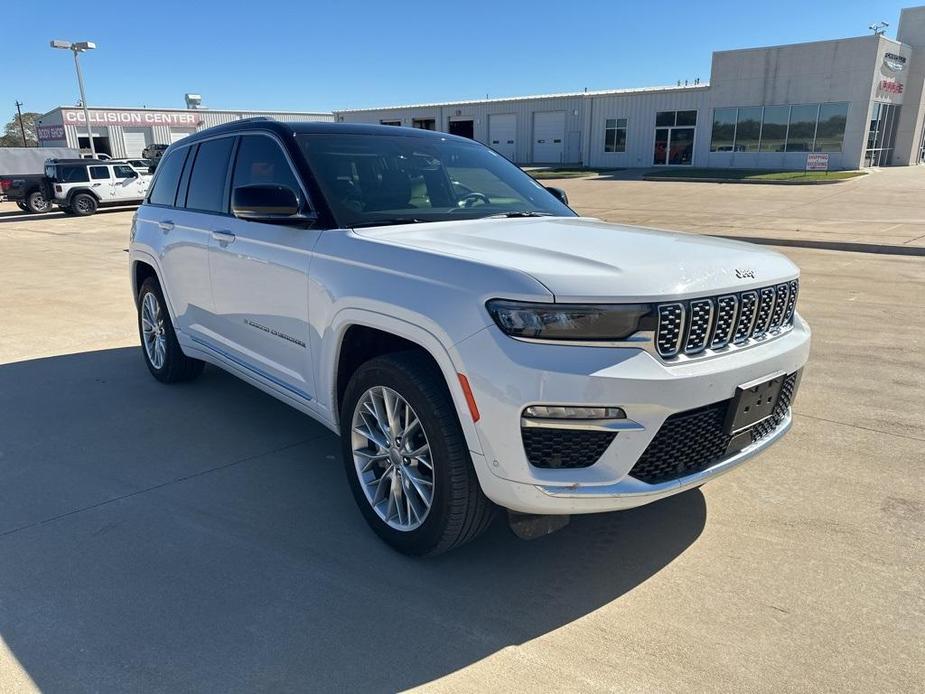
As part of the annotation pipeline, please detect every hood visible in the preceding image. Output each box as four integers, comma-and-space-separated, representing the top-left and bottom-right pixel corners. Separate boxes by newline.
355, 217, 799, 302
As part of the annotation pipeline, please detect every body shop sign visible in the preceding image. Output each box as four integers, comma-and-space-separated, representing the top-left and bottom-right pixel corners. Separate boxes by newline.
37, 125, 66, 141
62, 109, 200, 127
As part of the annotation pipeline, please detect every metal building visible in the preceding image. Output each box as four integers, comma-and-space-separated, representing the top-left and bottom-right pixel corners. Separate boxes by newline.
337, 5, 925, 170
36, 106, 333, 159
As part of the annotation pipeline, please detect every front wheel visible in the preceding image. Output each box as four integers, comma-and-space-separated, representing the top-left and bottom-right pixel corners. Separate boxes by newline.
340, 353, 495, 556
16, 201, 29, 212
70, 192, 98, 216
137, 277, 204, 383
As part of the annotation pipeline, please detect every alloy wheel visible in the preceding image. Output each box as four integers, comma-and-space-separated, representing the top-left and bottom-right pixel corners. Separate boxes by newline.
141, 291, 167, 370
351, 386, 434, 531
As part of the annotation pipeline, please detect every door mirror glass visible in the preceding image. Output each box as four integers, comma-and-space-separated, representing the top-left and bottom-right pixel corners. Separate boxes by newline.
232, 184, 306, 224
544, 186, 569, 205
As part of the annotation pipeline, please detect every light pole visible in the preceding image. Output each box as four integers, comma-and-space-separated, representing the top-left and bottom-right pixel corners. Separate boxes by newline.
50, 40, 97, 157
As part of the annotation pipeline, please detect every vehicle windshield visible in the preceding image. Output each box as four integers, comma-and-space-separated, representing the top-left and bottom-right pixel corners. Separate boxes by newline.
297, 132, 575, 227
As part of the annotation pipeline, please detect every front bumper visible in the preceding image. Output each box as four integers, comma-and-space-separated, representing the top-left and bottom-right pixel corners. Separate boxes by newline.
455, 315, 810, 514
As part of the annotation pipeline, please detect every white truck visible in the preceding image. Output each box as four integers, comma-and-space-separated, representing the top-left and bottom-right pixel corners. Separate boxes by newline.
129, 119, 810, 555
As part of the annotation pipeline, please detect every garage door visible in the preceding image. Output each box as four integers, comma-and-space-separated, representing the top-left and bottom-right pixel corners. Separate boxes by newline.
489, 114, 516, 161
122, 129, 149, 157
170, 129, 194, 144
532, 111, 565, 163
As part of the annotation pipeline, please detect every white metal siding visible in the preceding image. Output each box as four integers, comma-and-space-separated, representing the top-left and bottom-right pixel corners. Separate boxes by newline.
122, 129, 149, 157
488, 113, 516, 159
170, 129, 195, 144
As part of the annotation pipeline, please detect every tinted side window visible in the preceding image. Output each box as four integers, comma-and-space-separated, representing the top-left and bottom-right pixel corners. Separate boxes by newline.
185, 137, 235, 213
148, 148, 187, 206
113, 164, 136, 179
89, 166, 110, 180
232, 135, 301, 195
60, 166, 89, 183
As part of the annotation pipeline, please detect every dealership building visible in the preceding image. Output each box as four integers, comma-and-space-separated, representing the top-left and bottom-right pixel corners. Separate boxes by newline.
336, 5, 925, 170
36, 106, 333, 158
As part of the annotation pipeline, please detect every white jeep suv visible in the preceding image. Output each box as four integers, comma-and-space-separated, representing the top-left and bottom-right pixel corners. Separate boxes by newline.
45, 159, 149, 216
129, 119, 810, 555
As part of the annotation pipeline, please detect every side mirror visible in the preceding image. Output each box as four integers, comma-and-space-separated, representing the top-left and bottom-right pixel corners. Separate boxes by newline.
232, 184, 309, 225
545, 186, 569, 205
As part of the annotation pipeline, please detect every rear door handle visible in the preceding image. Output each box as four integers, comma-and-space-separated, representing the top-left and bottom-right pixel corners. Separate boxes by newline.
158, 220, 174, 232
211, 230, 236, 244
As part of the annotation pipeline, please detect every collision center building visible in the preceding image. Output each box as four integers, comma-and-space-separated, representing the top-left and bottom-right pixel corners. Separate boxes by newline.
336, 5, 925, 170
35, 106, 333, 159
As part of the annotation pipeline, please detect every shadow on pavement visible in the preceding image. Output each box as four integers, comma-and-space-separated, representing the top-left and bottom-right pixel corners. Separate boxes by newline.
0, 347, 706, 692
0, 207, 136, 223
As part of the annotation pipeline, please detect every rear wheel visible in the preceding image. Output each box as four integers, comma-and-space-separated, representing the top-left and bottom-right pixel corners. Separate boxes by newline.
70, 192, 98, 216
137, 276, 204, 383
25, 191, 50, 214
340, 353, 495, 556
16, 201, 28, 212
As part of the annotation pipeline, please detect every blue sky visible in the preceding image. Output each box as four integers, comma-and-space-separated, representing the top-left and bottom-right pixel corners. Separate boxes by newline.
4, 0, 913, 115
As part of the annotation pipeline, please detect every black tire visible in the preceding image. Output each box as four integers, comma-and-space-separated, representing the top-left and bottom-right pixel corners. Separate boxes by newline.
60, 205, 75, 215
16, 201, 29, 212
25, 190, 50, 214
340, 352, 495, 556
70, 192, 98, 216
137, 276, 204, 383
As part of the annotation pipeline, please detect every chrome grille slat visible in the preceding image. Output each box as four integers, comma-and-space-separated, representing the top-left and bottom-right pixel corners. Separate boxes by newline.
655, 280, 799, 360
710, 295, 738, 349
656, 303, 685, 357
752, 287, 776, 339
684, 298, 714, 354
769, 282, 790, 331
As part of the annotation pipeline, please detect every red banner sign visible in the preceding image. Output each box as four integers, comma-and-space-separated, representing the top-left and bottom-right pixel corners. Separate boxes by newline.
61, 109, 200, 127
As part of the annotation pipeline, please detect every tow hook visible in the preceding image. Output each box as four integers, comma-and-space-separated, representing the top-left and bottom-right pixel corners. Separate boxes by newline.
507, 511, 571, 540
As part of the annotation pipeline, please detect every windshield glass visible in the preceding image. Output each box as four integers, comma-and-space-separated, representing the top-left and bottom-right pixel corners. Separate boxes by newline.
297, 132, 575, 227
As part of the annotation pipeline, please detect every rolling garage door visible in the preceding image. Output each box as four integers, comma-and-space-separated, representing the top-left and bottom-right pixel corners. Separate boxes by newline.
532, 111, 565, 163
122, 129, 149, 157
170, 129, 195, 144
489, 114, 516, 160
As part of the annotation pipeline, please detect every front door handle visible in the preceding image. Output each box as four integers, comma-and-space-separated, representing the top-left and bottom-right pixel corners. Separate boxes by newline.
211, 230, 236, 245
158, 220, 174, 232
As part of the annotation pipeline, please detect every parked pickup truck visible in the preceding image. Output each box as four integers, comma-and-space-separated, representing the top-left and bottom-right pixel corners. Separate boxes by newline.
0, 146, 79, 213
130, 119, 810, 556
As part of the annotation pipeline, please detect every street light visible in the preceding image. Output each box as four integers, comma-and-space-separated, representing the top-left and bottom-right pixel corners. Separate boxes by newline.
50, 39, 98, 157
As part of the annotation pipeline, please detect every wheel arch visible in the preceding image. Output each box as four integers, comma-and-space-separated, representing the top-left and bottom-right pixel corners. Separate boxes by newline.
325, 311, 483, 455
66, 187, 101, 205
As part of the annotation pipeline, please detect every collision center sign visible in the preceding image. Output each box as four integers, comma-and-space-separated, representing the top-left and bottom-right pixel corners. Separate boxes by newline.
61, 109, 200, 127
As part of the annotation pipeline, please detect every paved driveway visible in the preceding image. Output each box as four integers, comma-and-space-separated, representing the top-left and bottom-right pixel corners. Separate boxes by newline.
0, 201, 922, 692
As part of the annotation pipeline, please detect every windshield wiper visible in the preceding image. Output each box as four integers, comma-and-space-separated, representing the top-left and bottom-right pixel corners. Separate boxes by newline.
480, 211, 554, 219
350, 218, 429, 229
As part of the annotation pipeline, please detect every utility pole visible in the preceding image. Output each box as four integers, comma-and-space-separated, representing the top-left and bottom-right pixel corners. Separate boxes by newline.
15, 100, 28, 146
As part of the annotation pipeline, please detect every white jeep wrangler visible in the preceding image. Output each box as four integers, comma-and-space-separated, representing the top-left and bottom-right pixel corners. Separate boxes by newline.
45, 159, 149, 216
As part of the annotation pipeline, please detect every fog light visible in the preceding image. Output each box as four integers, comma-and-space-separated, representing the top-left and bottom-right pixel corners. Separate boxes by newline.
523, 405, 626, 420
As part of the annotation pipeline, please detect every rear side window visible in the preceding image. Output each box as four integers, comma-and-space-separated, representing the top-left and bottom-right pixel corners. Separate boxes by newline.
58, 166, 89, 183
148, 149, 187, 206
89, 166, 110, 180
232, 135, 301, 194
185, 137, 235, 213
113, 164, 136, 179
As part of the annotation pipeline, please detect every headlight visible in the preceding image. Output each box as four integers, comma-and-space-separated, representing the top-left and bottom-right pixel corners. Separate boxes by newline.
486, 299, 655, 341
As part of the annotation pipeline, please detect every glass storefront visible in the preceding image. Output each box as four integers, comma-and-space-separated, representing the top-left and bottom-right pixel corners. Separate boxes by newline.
653, 111, 696, 165
865, 102, 901, 167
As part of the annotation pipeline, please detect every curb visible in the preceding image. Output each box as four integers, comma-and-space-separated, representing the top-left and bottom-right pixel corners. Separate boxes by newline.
710, 234, 925, 257
642, 175, 857, 185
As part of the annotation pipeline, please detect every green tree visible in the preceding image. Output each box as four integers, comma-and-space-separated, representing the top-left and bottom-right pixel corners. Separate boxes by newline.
0, 111, 42, 147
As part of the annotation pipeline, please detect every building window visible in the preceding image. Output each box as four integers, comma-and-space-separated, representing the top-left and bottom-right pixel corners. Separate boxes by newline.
710, 103, 849, 155
710, 108, 737, 152
654, 111, 696, 165
380, 120, 401, 126
815, 103, 849, 153
412, 118, 435, 130
604, 118, 627, 152
785, 104, 820, 152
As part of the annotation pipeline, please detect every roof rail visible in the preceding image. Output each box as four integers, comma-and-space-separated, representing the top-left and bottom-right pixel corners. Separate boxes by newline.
234, 116, 274, 124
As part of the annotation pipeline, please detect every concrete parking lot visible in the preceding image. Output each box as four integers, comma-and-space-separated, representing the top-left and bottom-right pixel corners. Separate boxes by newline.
0, 183, 923, 692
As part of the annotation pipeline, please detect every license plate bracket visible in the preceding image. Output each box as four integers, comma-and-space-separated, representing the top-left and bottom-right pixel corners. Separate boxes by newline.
724, 373, 786, 436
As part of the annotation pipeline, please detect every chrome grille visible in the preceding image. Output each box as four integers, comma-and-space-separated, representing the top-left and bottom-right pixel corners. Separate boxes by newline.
684, 299, 714, 353
655, 280, 799, 359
